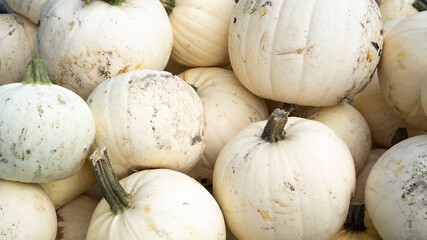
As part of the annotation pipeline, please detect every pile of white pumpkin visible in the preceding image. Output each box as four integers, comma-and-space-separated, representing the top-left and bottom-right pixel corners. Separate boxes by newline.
0, 0, 426, 239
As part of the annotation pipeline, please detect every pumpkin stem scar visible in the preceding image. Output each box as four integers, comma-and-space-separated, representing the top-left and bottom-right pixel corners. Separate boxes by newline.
159, 0, 175, 15
344, 202, 367, 232
22, 59, 53, 85
90, 146, 132, 214
412, 0, 427, 11
261, 108, 288, 142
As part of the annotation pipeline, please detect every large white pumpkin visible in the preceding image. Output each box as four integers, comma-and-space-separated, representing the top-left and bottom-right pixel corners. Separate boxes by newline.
87, 69, 206, 179
365, 135, 427, 240
229, 0, 384, 106
213, 109, 355, 240
37, 0, 173, 99
0, 59, 95, 183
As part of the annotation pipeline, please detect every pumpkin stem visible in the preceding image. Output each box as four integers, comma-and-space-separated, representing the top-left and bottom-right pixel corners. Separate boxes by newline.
102, 0, 126, 6
413, 0, 427, 11
390, 127, 408, 147
344, 202, 367, 232
189, 83, 198, 92
261, 108, 288, 142
159, 0, 175, 15
90, 146, 131, 214
282, 103, 299, 117
22, 59, 52, 85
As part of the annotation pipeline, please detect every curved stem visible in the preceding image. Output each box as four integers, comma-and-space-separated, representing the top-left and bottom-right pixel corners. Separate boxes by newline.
413, 0, 427, 11
90, 146, 131, 214
22, 59, 52, 85
261, 108, 288, 142
344, 202, 367, 232
159, 0, 175, 15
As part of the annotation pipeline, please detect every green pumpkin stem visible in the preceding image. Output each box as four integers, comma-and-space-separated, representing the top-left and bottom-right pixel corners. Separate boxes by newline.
90, 146, 131, 214
159, 0, 174, 15
261, 108, 288, 142
22, 59, 52, 85
344, 202, 367, 232
189, 83, 198, 92
102, 0, 126, 6
413, 0, 427, 11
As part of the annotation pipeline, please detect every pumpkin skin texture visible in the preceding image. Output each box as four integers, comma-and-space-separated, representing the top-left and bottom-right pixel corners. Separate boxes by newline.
299, 103, 372, 175
377, 0, 418, 23
0, 13, 37, 85
87, 69, 206, 179
213, 111, 356, 240
229, 0, 383, 106
365, 135, 427, 240
169, 0, 236, 67
86, 168, 226, 240
378, 11, 427, 130
56, 194, 99, 240
179, 67, 269, 185
0, 179, 57, 240
4, 0, 47, 24
37, 0, 173, 99
0, 60, 95, 183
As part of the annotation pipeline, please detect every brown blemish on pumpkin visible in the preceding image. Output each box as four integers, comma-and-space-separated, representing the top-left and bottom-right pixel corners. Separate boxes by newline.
366, 50, 372, 62
143, 205, 151, 214
257, 209, 273, 221
68, 21, 75, 31
276, 45, 314, 56
117, 65, 131, 75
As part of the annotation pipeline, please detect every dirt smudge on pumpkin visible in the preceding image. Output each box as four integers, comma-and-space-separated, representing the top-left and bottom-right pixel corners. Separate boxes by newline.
191, 135, 202, 145
275, 45, 314, 56
257, 209, 273, 221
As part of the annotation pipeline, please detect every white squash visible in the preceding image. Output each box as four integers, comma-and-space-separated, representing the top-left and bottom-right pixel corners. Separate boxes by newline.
56, 194, 99, 240
37, 0, 173, 99
0, 13, 37, 85
0, 179, 57, 239
378, 11, 427, 130
4, 0, 47, 24
377, 0, 418, 23
365, 135, 427, 240
169, 0, 236, 67
0, 59, 95, 183
87, 69, 206, 179
179, 67, 269, 185
299, 103, 372, 175
229, 0, 383, 106
213, 109, 355, 240
86, 147, 226, 239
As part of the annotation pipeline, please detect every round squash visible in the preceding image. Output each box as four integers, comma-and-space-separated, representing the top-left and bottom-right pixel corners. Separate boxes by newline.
86, 147, 226, 239
37, 0, 173, 99
365, 135, 427, 240
87, 69, 206, 179
4, 0, 47, 24
0, 179, 57, 239
213, 109, 355, 239
228, 0, 383, 106
0, 59, 95, 183
179, 67, 269, 185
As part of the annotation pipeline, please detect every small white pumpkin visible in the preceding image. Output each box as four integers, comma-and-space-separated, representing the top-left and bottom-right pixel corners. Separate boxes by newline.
37, 0, 173, 99
87, 69, 206, 179
0, 59, 95, 183
4, 0, 47, 24
56, 194, 99, 240
179, 67, 269, 185
86, 147, 226, 239
0, 179, 57, 239
0, 13, 37, 85
365, 135, 427, 239
213, 109, 355, 240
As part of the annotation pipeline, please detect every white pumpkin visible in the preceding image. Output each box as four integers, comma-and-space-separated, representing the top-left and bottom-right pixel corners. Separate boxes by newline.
365, 135, 427, 240
56, 194, 99, 240
0, 59, 95, 183
4, 0, 47, 24
86, 147, 226, 239
378, 11, 427, 130
0, 13, 37, 85
0, 179, 57, 239
377, 0, 419, 23
87, 69, 206, 179
229, 0, 383, 106
37, 0, 173, 99
169, 0, 236, 67
299, 103, 372, 175
213, 109, 355, 240
179, 67, 269, 185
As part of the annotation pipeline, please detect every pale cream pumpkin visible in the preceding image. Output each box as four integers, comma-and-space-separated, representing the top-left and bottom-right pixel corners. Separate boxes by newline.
87, 69, 206, 179
213, 109, 355, 240
169, 0, 236, 67
0, 13, 37, 85
229, 0, 383, 106
0, 59, 95, 183
4, 0, 47, 24
0, 179, 57, 239
179, 67, 269, 185
86, 147, 226, 239
37, 0, 173, 99
365, 135, 427, 239
378, 11, 427, 130
299, 103, 372, 175
56, 194, 99, 240
377, 0, 418, 23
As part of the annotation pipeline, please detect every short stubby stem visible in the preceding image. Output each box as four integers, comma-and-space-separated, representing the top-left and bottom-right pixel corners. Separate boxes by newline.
261, 108, 289, 142
22, 59, 52, 85
344, 202, 367, 232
